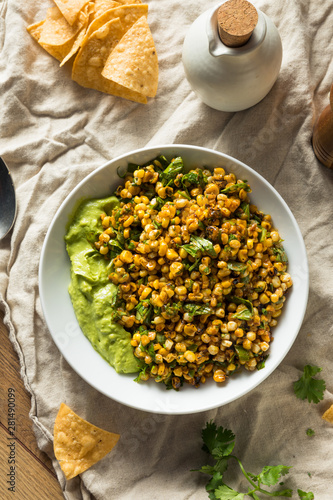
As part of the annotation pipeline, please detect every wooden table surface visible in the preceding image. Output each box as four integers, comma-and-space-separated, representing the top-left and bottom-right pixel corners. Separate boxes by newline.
0, 309, 65, 499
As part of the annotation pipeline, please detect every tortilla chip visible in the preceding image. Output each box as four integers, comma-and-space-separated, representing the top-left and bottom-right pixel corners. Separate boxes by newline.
84, 4, 148, 41
72, 17, 147, 103
28, 4, 91, 63
38, 6, 82, 46
117, 0, 142, 3
59, 26, 87, 65
322, 404, 333, 423
42, 41, 77, 62
59, 3, 95, 66
102, 15, 158, 97
27, 20, 46, 41
54, 0, 90, 25
54, 403, 120, 480
27, 18, 77, 62
93, 0, 121, 19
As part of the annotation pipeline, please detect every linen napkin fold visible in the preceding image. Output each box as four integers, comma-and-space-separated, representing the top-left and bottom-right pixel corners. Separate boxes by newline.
1, 0, 333, 498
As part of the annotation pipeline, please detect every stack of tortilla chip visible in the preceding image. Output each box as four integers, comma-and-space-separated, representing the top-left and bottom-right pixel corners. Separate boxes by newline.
27, 0, 158, 103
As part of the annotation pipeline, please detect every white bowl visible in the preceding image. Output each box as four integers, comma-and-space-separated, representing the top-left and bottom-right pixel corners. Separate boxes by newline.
39, 145, 309, 415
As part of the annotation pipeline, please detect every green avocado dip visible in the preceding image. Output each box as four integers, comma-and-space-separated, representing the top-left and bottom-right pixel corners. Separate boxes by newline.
65, 196, 140, 374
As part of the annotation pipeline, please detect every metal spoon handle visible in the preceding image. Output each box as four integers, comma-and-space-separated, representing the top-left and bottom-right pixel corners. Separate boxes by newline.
0, 156, 17, 240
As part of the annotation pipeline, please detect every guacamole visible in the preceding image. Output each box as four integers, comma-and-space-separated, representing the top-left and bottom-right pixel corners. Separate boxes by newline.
65, 196, 140, 374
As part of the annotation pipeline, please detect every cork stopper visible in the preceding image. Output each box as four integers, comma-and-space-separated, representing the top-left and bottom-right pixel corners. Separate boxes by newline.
217, 0, 258, 48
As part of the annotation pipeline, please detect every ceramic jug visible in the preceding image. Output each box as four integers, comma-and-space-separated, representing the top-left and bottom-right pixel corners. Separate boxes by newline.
182, 1, 283, 112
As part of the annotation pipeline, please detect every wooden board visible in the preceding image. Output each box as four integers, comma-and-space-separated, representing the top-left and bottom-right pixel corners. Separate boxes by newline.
0, 310, 64, 499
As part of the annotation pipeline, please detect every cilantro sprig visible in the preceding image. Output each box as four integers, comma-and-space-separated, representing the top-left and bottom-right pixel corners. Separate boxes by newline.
297, 490, 314, 500
293, 365, 326, 404
194, 421, 314, 499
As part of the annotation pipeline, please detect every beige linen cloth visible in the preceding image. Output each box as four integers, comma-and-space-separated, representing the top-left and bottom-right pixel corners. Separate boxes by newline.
1, 0, 333, 498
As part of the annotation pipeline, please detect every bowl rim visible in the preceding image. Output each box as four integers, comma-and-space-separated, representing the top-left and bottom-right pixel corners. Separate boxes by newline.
39, 144, 309, 414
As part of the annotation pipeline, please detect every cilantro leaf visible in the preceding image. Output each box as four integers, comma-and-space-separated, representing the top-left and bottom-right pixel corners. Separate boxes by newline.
232, 308, 253, 321
182, 241, 202, 258
258, 465, 292, 487
227, 262, 248, 273
134, 364, 148, 383
306, 428, 315, 437
260, 227, 267, 242
256, 356, 268, 371
228, 296, 254, 315
194, 421, 299, 500
235, 345, 251, 362
272, 245, 288, 263
206, 472, 224, 500
297, 489, 314, 500
108, 237, 124, 259
135, 301, 153, 325
181, 169, 208, 189
214, 485, 245, 500
240, 202, 250, 218
196, 465, 219, 476
293, 365, 326, 404
220, 182, 251, 194
160, 157, 184, 186
192, 236, 217, 257
184, 303, 212, 319
110, 286, 119, 308
202, 421, 235, 458
182, 235, 216, 258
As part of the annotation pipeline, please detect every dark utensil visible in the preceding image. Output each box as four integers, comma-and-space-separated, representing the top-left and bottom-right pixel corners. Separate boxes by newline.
0, 157, 17, 240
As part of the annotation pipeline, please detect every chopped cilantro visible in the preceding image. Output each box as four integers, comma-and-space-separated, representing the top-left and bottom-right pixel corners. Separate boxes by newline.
220, 182, 251, 194
135, 301, 153, 325
181, 169, 208, 188
183, 303, 212, 320
182, 235, 217, 258
160, 157, 184, 186
240, 202, 250, 218
232, 308, 253, 321
256, 356, 268, 370
227, 261, 248, 273
228, 296, 254, 315
306, 428, 315, 437
134, 364, 148, 383
260, 227, 267, 242
234, 345, 251, 362
272, 245, 288, 263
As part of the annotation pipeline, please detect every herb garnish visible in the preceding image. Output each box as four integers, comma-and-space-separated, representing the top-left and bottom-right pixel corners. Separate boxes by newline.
135, 301, 153, 325
227, 262, 248, 273
182, 235, 217, 258
293, 365, 326, 404
183, 304, 212, 320
220, 182, 251, 195
160, 157, 184, 186
193, 421, 314, 499
297, 490, 314, 500
181, 169, 208, 188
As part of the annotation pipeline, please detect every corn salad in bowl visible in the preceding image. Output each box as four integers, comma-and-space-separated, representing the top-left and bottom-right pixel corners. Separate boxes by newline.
40, 145, 308, 413
94, 156, 292, 390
